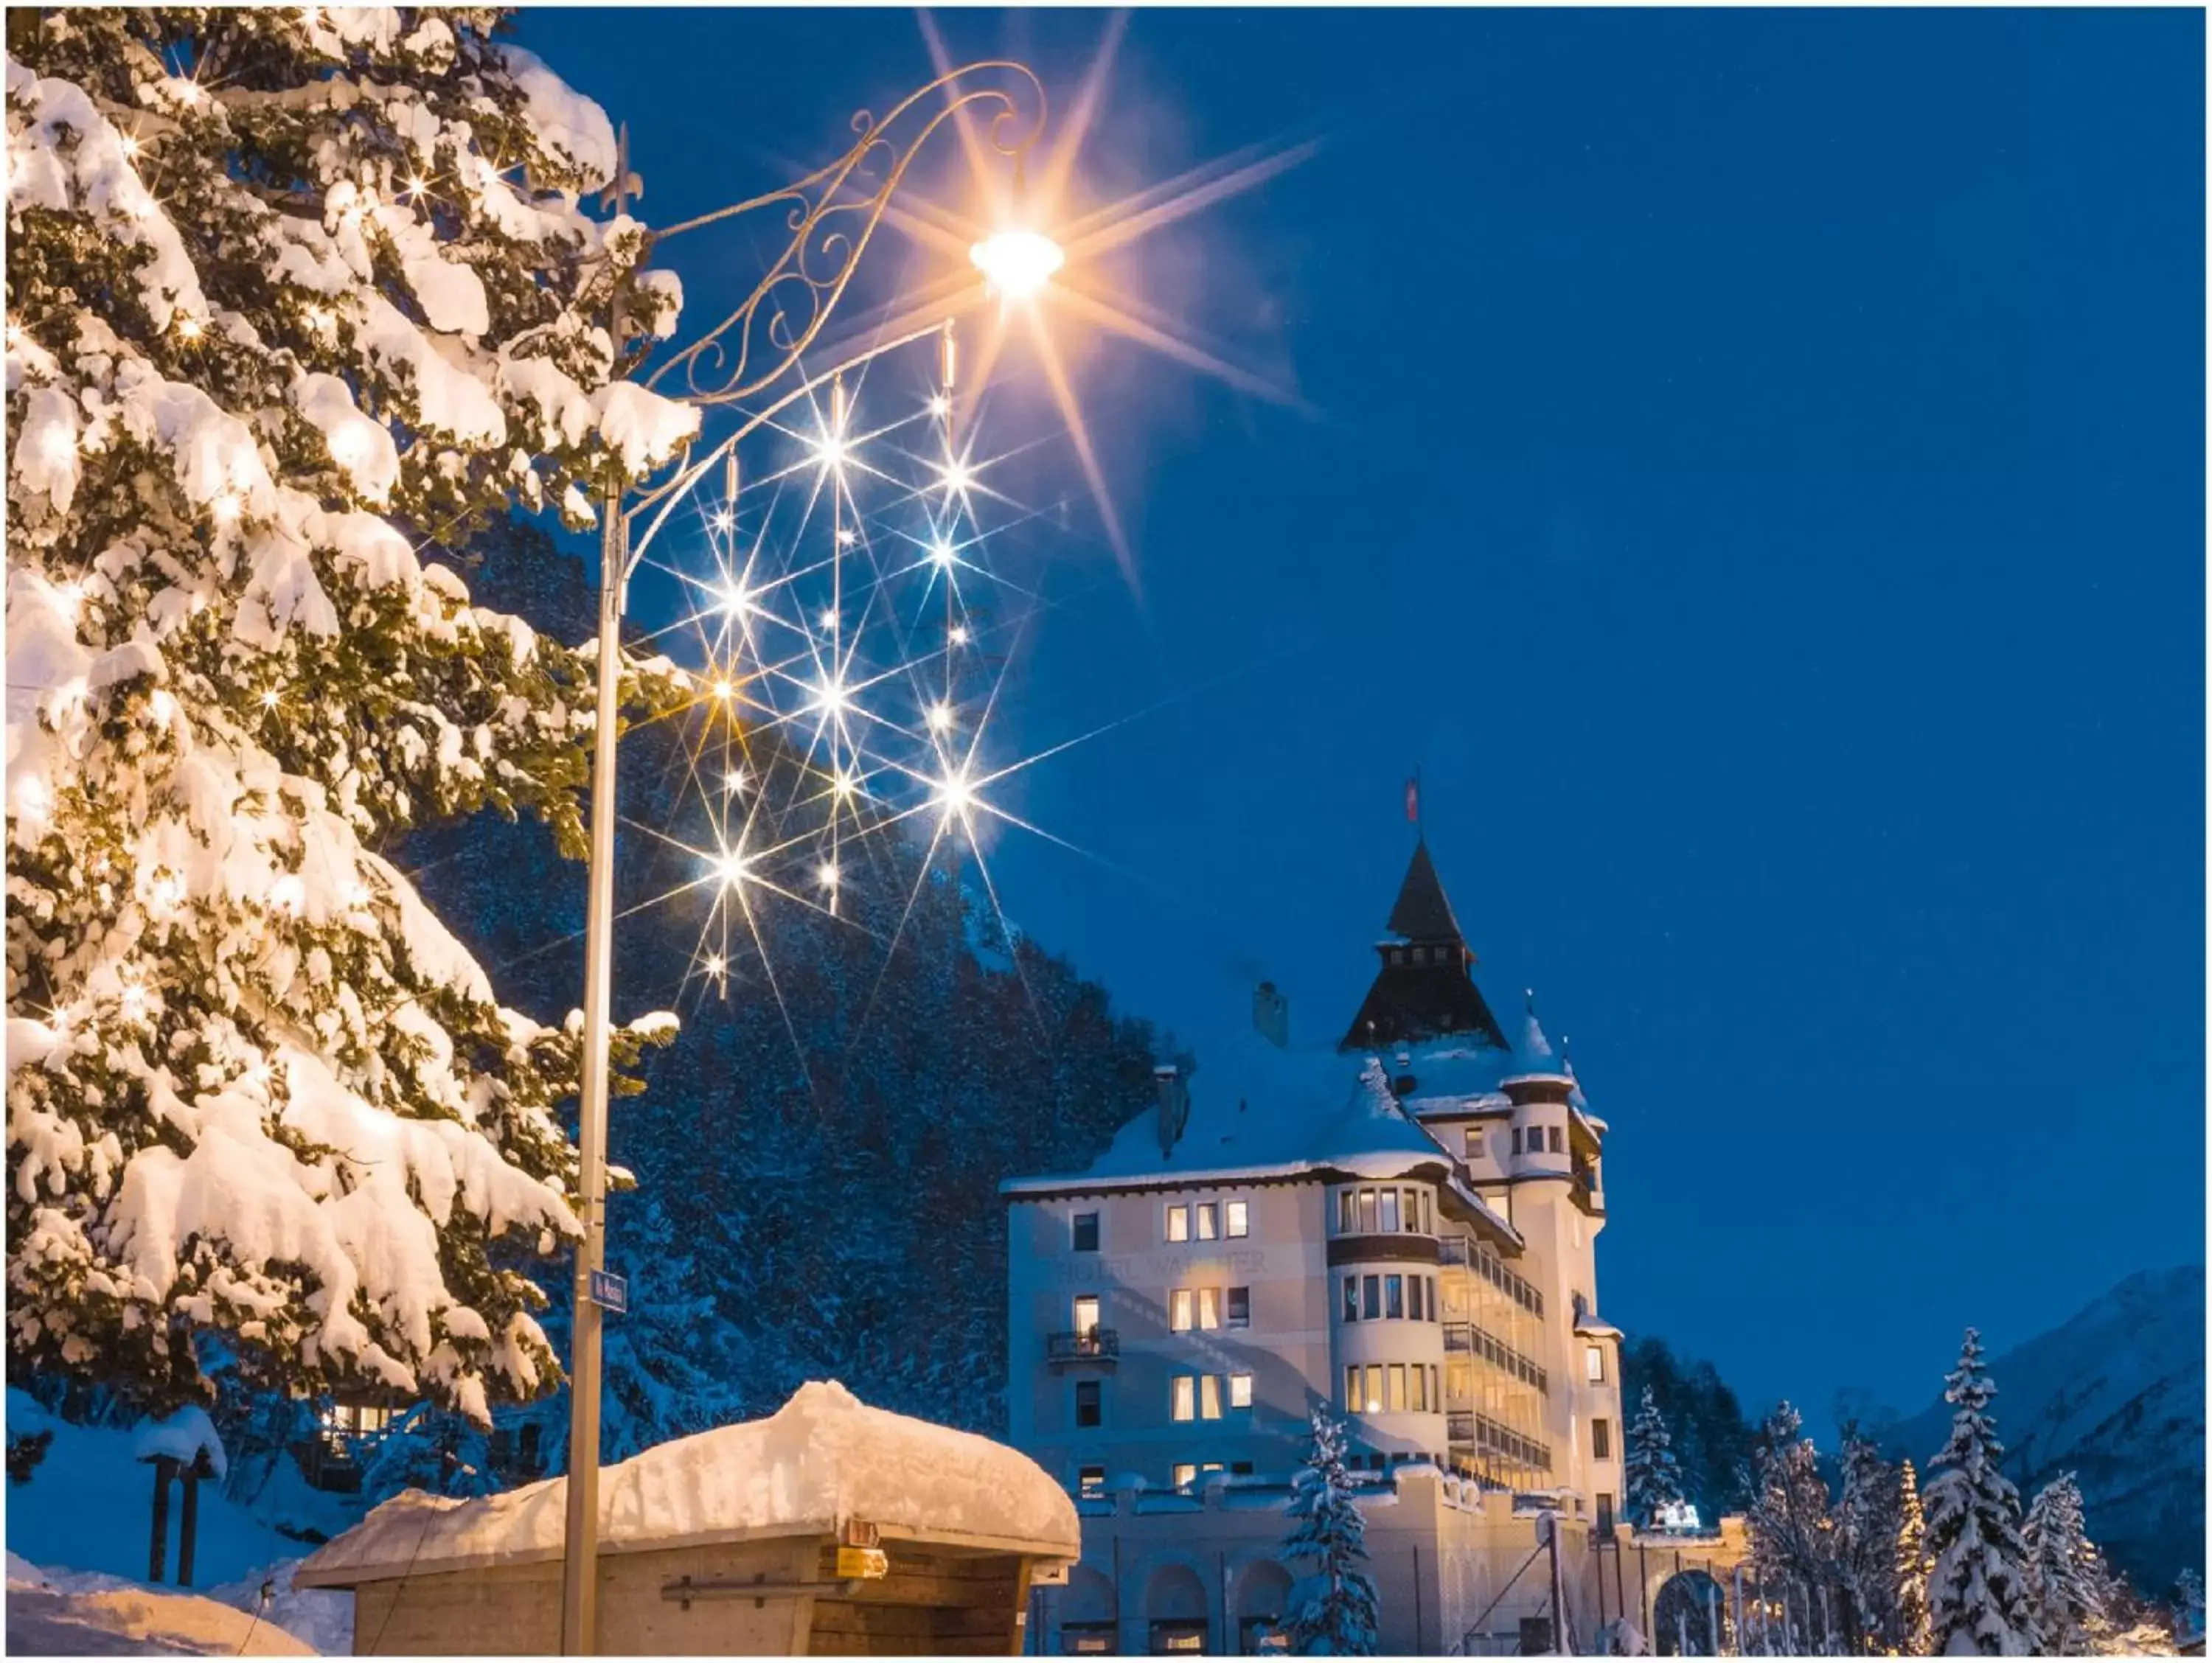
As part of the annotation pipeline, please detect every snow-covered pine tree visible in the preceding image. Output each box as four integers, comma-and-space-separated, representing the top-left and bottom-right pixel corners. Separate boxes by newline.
1836, 1427, 1903, 1652
2175, 1570, 2205, 1647
1923, 1330, 2035, 1656
1281, 1406, 1380, 1655
2022, 1472, 2105, 1654
1624, 1383, 1685, 1530
1747, 1401, 1840, 1644
5, 9, 695, 1420
1896, 1457, 1934, 1655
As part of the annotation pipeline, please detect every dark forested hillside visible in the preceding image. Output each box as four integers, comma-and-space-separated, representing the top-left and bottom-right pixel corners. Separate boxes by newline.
383, 517, 1166, 1477
1619, 1333, 1760, 1527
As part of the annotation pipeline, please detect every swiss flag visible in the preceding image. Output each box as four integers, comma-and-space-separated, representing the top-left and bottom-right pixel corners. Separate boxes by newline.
1404, 776, 1419, 824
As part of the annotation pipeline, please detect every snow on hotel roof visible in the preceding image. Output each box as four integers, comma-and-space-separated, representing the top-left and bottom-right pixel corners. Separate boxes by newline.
293, 1382, 1077, 1587
1001, 1031, 1523, 1245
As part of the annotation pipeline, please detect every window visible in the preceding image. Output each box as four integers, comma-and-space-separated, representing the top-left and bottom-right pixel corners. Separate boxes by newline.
1227, 1287, 1251, 1328
1342, 1276, 1360, 1323
1363, 1275, 1382, 1321
1510, 1128, 1523, 1155
1225, 1199, 1249, 1238
1172, 1376, 1196, 1422
1337, 1190, 1354, 1235
1596, 1493, 1615, 1535
1079, 1465, 1106, 1499
1585, 1344, 1606, 1384
1363, 1364, 1384, 1414
1464, 1127, 1484, 1159
1075, 1380, 1102, 1429
1343, 1366, 1360, 1414
1229, 1373, 1253, 1409
1432, 1365, 1441, 1409
1358, 1188, 1378, 1233
1196, 1202, 1219, 1241
1548, 1126, 1564, 1154
1166, 1204, 1189, 1243
1427, 1277, 1439, 1321
1197, 1288, 1220, 1331
1385, 1275, 1405, 1319
1072, 1212, 1099, 1252
1380, 1189, 1400, 1233
1074, 1295, 1100, 1338
1231, 1461, 1253, 1477
1593, 1418, 1611, 1461
1170, 1290, 1193, 1333
1402, 1188, 1419, 1231
1387, 1363, 1407, 1411
1200, 1376, 1223, 1420
1408, 1276, 1423, 1322
1173, 1462, 1197, 1489
1411, 1365, 1427, 1412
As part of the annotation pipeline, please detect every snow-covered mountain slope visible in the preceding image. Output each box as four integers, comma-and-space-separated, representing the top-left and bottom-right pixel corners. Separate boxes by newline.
1880, 1266, 2205, 1595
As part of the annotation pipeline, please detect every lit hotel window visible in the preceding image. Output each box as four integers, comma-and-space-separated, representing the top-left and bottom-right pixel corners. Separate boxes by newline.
1230, 1373, 1253, 1409
1225, 1199, 1249, 1238
1172, 1376, 1195, 1422
1166, 1205, 1189, 1243
1196, 1202, 1218, 1241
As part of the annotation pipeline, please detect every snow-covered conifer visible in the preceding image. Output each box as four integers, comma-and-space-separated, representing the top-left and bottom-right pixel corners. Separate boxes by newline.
1747, 1400, 1838, 1634
1281, 1406, 1379, 1655
1923, 1330, 2035, 1656
2022, 1473, 2104, 1655
1897, 1457, 1934, 1655
1837, 1428, 1902, 1651
5, 9, 693, 1420
1624, 1384, 1685, 1530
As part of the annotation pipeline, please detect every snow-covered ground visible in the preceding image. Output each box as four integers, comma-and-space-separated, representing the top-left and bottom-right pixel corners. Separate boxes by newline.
7, 1391, 354, 1653
7, 1554, 318, 1655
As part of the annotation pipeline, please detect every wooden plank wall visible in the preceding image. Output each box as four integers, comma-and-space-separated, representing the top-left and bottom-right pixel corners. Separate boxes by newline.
803, 1544, 1029, 1656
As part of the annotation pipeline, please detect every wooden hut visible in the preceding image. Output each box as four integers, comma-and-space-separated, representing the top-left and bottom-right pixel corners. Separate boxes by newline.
293, 1381, 1077, 1656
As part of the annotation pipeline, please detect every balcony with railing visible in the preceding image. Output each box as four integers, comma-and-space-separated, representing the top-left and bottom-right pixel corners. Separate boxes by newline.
1438, 1235, 1471, 1267
1046, 1329, 1120, 1370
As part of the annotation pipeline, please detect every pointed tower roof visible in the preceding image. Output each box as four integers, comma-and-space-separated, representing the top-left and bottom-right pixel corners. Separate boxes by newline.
1387, 838, 1461, 941
1338, 838, 1509, 1053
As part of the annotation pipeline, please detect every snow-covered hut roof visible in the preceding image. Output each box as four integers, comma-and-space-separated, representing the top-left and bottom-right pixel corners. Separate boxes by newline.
131, 1406, 226, 1479
293, 1381, 1077, 1587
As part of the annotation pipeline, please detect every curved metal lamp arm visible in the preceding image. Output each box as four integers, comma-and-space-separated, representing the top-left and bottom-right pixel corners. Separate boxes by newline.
642, 60, 1046, 411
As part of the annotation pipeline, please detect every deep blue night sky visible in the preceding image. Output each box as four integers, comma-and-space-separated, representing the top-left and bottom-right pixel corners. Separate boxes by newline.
521, 8, 2205, 1423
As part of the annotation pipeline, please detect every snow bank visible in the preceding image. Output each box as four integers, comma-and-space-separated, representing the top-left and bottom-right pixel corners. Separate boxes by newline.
132, 1405, 229, 1479
5, 1555, 316, 1654
297, 1381, 1079, 1585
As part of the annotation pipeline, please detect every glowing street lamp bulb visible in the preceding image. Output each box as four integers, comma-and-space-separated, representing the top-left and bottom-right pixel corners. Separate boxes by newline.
711, 508, 734, 533
723, 767, 749, 795
818, 862, 839, 890
812, 677, 850, 716
926, 702, 954, 732
836, 527, 857, 548
714, 848, 751, 888
970, 227, 1065, 300
818, 609, 838, 633
703, 953, 726, 977
710, 678, 734, 702
928, 394, 950, 419
939, 459, 973, 495
813, 433, 846, 470
933, 768, 978, 817
949, 624, 970, 646
929, 540, 956, 569
832, 770, 858, 798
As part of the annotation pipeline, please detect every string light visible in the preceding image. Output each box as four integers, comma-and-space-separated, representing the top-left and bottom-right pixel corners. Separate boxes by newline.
711, 507, 734, 533
213, 490, 243, 524
939, 459, 973, 496
811, 677, 851, 717
4, 322, 21, 350
949, 624, 970, 646
813, 433, 846, 471
173, 78, 202, 107
929, 540, 956, 569
817, 862, 839, 890
818, 608, 838, 633
259, 688, 280, 710
17, 775, 50, 825
403, 174, 431, 203
928, 394, 951, 419
926, 702, 954, 732
712, 846, 751, 888
271, 874, 305, 915
836, 526, 857, 548
703, 952, 725, 978
121, 977, 148, 1015
710, 677, 734, 702
832, 770, 858, 799
175, 315, 203, 342
723, 767, 749, 795
118, 133, 140, 161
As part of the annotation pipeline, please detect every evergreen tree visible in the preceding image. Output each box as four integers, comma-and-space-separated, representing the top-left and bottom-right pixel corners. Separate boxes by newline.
2022, 1473, 2104, 1655
1897, 1457, 1934, 1655
1924, 1329, 2036, 1656
1837, 1426, 1903, 1652
1281, 1406, 1380, 1656
1747, 1399, 1840, 1642
1624, 1384, 1685, 1530
2175, 1569, 2205, 1645
4, 9, 691, 1418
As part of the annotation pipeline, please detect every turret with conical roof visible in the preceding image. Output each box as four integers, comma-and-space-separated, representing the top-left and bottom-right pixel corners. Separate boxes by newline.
1339, 837, 1510, 1053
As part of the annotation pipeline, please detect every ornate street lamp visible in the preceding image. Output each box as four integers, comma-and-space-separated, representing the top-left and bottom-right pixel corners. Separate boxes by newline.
561, 62, 1057, 1655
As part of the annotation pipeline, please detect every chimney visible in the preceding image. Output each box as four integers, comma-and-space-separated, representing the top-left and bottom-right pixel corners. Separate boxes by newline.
1251, 981, 1289, 1049
1153, 1064, 1190, 1158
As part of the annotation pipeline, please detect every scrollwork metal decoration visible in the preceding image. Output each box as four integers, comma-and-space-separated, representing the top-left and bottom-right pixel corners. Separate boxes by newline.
642, 60, 1047, 411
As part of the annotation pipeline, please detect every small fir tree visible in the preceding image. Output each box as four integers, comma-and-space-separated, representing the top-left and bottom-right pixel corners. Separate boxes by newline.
1281, 1406, 1380, 1656
1836, 1426, 1903, 1653
1747, 1400, 1840, 1641
1896, 1457, 1935, 1655
1624, 1384, 1686, 1530
1923, 1330, 2035, 1656
2022, 1473, 2105, 1654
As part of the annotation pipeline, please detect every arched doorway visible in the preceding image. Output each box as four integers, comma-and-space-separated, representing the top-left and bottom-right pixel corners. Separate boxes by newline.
1652, 1569, 1728, 1656
1057, 1565, 1117, 1656
1145, 1563, 1209, 1656
1234, 1561, 1294, 1655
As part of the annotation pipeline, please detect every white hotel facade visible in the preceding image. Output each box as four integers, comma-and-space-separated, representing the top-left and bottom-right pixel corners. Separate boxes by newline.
1002, 840, 1742, 1654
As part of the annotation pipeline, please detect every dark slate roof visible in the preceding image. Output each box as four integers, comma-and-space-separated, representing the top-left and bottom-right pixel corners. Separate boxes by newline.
1338, 840, 1510, 1053
1386, 839, 1461, 941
